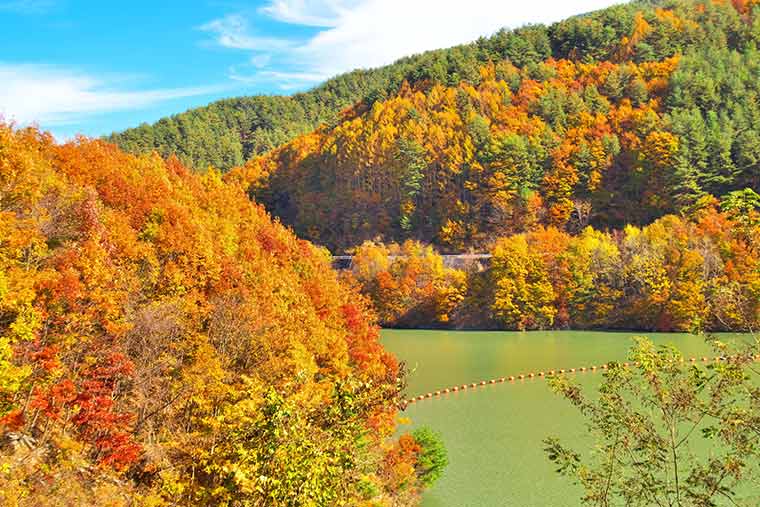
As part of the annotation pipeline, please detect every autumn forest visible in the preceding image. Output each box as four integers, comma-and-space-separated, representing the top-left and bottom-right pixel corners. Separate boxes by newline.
2, 0, 760, 505
226, 2, 760, 254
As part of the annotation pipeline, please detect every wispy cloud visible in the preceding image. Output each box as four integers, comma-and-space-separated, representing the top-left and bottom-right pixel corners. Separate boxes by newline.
0, 0, 55, 14
202, 0, 624, 89
229, 68, 330, 89
0, 64, 226, 127
229, 68, 328, 84
259, 0, 357, 27
199, 14, 294, 51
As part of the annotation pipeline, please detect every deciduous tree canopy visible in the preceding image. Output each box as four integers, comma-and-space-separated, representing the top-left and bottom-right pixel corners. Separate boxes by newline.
0, 124, 435, 506
220, 0, 760, 253
348, 204, 760, 332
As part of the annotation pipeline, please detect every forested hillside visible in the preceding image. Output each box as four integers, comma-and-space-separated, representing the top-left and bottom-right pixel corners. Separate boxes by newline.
0, 124, 441, 506
343, 197, 760, 332
222, 0, 760, 252
105, 23, 551, 172
109, 0, 675, 173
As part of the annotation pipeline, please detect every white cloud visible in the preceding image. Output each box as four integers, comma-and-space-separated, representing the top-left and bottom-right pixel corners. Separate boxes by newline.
200, 14, 294, 51
229, 68, 331, 90
259, 0, 358, 27
294, 0, 624, 77
0, 64, 225, 127
203, 0, 625, 87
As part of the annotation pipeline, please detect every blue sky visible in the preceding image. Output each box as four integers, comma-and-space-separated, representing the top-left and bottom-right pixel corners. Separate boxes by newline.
0, 0, 621, 139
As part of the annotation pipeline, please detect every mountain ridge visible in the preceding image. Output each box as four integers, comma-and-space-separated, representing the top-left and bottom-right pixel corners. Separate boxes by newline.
113, 0, 760, 254
222, 0, 760, 252
107, 1, 654, 171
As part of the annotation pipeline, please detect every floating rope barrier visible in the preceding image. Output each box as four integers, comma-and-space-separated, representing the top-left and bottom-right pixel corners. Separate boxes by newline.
401, 353, 760, 407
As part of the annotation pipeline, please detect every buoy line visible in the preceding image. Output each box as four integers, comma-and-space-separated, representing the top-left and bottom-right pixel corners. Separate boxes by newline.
401, 353, 760, 407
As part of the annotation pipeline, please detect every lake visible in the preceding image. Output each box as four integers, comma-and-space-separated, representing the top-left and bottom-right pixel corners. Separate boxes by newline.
382, 329, 749, 507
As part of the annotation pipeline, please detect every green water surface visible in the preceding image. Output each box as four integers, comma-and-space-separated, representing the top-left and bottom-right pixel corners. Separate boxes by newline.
381, 330, 746, 507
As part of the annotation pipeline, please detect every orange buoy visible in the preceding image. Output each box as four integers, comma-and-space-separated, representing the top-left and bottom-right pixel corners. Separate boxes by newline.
569, 368, 575, 373
518, 374, 525, 380
444, 388, 450, 393
690, 357, 696, 362
418, 395, 424, 400
623, 362, 629, 367
426, 393, 432, 398
480, 380, 486, 386
489, 379, 496, 384
538, 372, 544, 377
452, 386, 458, 392
499, 377, 506, 382
508, 376, 515, 381
591, 365, 597, 370
435, 391, 441, 396
559, 369, 565, 374
579, 367, 586, 372
471, 383, 477, 388
461, 384, 468, 390
702, 357, 708, 362
601, 364, 608, 369
528, 373, 535, 378
548, 370, 555, 375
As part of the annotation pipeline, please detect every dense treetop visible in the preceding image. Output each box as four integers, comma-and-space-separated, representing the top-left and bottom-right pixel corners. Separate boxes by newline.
220, 0, 760, 252
345, 198, 760, 332
107, 0, 709, 173
0, 124, 438, 506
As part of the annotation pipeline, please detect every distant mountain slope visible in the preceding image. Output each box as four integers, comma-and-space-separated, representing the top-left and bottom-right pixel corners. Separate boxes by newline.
108, 1, 671, 172
224, 0, 760, 252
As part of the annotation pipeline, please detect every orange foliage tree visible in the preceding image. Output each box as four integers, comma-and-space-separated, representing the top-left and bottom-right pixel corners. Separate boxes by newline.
0, 124, 437, 506
345, 240, 467, 327
350, 207, 759, 332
